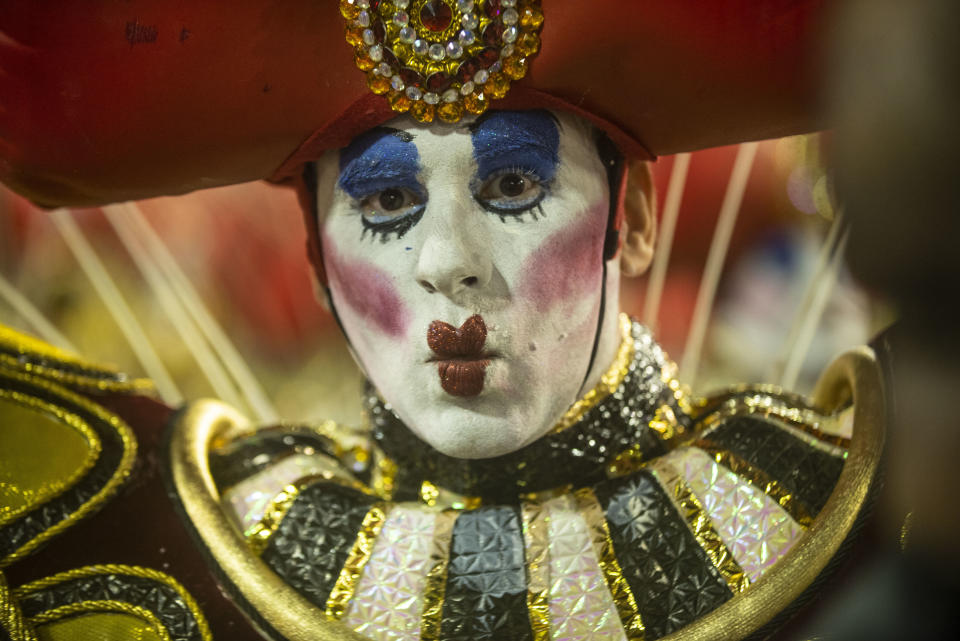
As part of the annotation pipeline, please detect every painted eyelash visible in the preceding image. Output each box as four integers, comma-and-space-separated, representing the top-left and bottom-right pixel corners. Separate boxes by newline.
360, 205, 425, 243
474, 166, 550, 222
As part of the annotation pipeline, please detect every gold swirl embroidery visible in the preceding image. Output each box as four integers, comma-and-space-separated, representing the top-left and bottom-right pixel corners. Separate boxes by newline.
0, 325, 154, 395
520, 500, 551, 641
0, 371, 137, 567
325, 503, 391, 620
419, 509, 458, 641
551, 314, 634, 434
695, 441, 814, 528
573, 487, 646, 640
28, 601, 173, 641
0, 388, 102, 527
649, 461, 750, 594
12, 564, 212, 641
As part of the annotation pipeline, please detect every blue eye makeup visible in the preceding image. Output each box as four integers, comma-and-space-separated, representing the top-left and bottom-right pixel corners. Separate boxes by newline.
338, 127, 425, 242
469, 110, 559, 222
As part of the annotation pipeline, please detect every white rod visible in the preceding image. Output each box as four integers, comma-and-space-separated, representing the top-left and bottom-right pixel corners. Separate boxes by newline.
780, 229, 850, 391
120, 203, 279, 424
680, 142, 760, 385
643, 153, 691, 330
0, 272, 79, 353
104, 207, 247, 412
770, 211, 845, 384
51, 210, 183, 404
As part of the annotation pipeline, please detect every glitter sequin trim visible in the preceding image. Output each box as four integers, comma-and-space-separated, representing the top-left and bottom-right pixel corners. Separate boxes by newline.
419, 509, 458, 641
325, 503, 392, 619
648, 460, 750, 594
573, 487, 645, 640
520, 500, 551, 641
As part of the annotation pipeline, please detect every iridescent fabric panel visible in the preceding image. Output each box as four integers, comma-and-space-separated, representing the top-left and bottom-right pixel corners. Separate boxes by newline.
342, 504, 438, 640
543, 494, 626, 641
664, 447, 804, 582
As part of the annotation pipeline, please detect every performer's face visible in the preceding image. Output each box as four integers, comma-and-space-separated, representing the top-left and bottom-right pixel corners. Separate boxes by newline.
315, 110, 620, 458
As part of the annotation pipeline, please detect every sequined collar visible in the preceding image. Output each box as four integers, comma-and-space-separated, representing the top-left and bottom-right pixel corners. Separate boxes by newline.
366, 315, 695, 503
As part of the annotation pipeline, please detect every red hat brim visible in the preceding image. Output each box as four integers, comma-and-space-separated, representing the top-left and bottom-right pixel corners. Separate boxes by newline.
1, 0, 827, 207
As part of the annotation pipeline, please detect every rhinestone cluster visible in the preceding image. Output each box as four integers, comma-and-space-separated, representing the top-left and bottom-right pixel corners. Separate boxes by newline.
340, 0, 545, 123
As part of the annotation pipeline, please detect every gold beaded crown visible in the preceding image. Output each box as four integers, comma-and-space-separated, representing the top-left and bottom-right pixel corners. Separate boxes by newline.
341, 0, 544, 123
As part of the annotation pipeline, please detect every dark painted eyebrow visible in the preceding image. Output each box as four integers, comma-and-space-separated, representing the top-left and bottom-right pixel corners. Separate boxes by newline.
379, 127, 415, 143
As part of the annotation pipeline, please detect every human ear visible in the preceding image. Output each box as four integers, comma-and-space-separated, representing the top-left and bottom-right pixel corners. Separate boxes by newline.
619, 159, 657, 277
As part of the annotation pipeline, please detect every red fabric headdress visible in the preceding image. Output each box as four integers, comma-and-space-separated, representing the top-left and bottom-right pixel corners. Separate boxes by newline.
0, 0, 827, 208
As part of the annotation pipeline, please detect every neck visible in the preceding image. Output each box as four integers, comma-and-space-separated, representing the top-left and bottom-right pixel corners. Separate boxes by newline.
367, 317, 688, 504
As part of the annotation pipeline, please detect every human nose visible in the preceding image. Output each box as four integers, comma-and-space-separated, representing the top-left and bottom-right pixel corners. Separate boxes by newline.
415, 206, 493, 297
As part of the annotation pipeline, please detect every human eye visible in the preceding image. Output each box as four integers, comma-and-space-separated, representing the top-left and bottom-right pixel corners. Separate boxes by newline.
357, 187, 425, 242
474, 168, 548, 221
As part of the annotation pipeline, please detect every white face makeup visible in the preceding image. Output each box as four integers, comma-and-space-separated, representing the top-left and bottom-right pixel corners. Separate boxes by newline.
315, 110, 623, 458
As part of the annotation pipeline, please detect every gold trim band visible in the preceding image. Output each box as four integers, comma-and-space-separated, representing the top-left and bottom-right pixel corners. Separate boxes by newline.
649, 461, 750, 594
520, 500, 551, 641
325, 503, 391, 620
573, 487, 646, 640
419, 509, 458, 641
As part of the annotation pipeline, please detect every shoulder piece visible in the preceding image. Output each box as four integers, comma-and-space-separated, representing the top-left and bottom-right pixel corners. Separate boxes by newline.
0, 367, 137, 566
168, 347, 885, 641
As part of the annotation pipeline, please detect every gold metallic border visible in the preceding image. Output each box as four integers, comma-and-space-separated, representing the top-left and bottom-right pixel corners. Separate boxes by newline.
658, 346, 886, 641
418, 509, 458, 641
244, 470, 374, 555
12, 564, 212, 641
28, 601, 172, 641
551, 314, 634, 434
697, 391, 851, 450
245, 482, 302, 556
0, 388, 102, 527
0, 371, 137, 567
520, 500, 551, 641
0, 325, 154, 395
168, 399, 372, 641
573, 487, 646, 641
0, 570, 38, 641
649, 461, 750, 594
693, 442, 815, 529
325, 503, 391, 620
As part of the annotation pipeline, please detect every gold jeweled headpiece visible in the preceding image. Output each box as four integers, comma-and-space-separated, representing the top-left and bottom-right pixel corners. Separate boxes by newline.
340, 0, 544, 123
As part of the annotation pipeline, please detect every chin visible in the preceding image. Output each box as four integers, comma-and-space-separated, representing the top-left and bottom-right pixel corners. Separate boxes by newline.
405, 403, 539, 460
